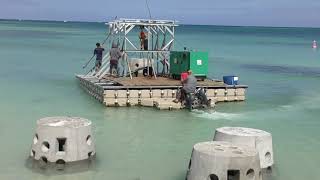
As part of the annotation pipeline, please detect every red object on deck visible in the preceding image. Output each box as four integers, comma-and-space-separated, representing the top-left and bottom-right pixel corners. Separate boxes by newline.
181, 72, 188, 81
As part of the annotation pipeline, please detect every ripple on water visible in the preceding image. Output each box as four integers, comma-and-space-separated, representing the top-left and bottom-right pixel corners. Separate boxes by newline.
192, 110, 242, 120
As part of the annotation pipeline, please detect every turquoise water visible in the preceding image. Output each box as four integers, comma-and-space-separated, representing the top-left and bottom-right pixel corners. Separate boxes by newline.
0, 20, 320, 180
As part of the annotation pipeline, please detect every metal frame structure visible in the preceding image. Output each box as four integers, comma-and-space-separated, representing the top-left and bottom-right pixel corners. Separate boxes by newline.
86, 18, 178, 79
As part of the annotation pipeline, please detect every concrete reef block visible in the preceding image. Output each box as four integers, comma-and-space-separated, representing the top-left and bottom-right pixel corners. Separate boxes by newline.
213, 127, 274, 169
30, 117, 95, 164
186, 141, 261, 180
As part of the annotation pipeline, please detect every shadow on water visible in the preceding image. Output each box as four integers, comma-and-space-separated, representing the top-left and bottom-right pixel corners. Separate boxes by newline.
242, 64, 320, 77
24, 156, 97, 176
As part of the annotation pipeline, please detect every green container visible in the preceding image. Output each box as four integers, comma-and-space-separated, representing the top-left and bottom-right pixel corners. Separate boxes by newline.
169, 51, 208, 79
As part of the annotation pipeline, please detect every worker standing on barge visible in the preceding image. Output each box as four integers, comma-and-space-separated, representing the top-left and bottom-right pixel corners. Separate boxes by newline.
109, 42, 122, 76
139, 26, 147, 50
93, 43, 104, 72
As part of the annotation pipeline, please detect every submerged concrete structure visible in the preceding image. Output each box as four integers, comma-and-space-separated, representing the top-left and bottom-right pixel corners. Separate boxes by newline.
213, 127, 274, 168
186, 141, 262, 180
30, 117, 95, 165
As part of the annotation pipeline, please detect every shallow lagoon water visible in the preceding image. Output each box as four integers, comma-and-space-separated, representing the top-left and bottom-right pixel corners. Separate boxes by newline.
0, 20, 320, 179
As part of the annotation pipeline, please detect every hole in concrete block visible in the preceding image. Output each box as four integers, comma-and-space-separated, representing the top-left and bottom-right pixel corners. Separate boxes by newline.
56, 159, 66, 165
57, 138, 66, 152
39, 156, 48, 168
86, 135, 92, 146
246, 169, 255, 180
232, 150, 243, 154
209, 174, 219, 180
266, 166, 272, 173
31, 150, 35, 157
41, 156, 48, 164
33, 134, 38, 144
215, 148, 224, 151
88, 151, 93, 158
56, 159, 66, 164
41, 141, 50, 152
265, 152, 272, 162
56, 159, 66, 171
227, 170, 240, 180
229, 146, 238, 150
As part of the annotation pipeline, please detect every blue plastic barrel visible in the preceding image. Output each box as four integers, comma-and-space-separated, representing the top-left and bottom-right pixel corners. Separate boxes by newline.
223, 76, 239, 85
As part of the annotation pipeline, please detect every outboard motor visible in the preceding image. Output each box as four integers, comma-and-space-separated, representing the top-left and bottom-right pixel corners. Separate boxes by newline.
184, 88, 212, 110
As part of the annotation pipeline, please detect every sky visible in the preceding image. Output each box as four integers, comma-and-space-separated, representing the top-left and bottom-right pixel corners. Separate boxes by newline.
1, 0, 320, 27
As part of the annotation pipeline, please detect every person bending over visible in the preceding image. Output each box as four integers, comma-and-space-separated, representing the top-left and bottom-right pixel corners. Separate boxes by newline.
174, 70, 197, 103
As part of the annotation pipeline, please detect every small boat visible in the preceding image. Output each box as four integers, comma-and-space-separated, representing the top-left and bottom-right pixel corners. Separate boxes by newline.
312, 40, 317, 49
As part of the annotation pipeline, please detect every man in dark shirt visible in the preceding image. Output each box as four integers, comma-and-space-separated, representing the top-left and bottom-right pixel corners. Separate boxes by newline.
94, 43, 104, 72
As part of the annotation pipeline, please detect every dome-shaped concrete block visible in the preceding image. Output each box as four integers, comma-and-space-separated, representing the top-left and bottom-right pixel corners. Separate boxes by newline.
186, 141, 262, 180
30, 117, 95, 163
213, 127, 274, 168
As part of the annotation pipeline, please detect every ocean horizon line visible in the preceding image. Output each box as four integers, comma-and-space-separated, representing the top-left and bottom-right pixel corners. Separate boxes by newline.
1, 18, 320, 29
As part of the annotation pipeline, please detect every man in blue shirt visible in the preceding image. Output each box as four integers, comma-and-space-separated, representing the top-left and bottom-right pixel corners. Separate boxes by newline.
94, 43, 104, 72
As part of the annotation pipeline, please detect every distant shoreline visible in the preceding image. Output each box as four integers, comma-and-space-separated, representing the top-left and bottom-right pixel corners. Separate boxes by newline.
1, 18, 320, 29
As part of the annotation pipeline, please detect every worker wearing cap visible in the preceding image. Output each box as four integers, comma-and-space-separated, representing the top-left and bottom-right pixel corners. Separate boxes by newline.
182, 70, 197, 94
174, 70, 197, 104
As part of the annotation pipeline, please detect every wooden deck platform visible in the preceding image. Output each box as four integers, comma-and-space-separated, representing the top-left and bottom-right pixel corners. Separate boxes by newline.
102, 76, 226, 87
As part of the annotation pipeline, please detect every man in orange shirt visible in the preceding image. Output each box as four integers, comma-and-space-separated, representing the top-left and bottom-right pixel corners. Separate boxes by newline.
139, 26, 147, 50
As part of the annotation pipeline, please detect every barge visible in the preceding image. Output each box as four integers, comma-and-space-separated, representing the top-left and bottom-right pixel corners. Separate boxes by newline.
76, 18, 248, 110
